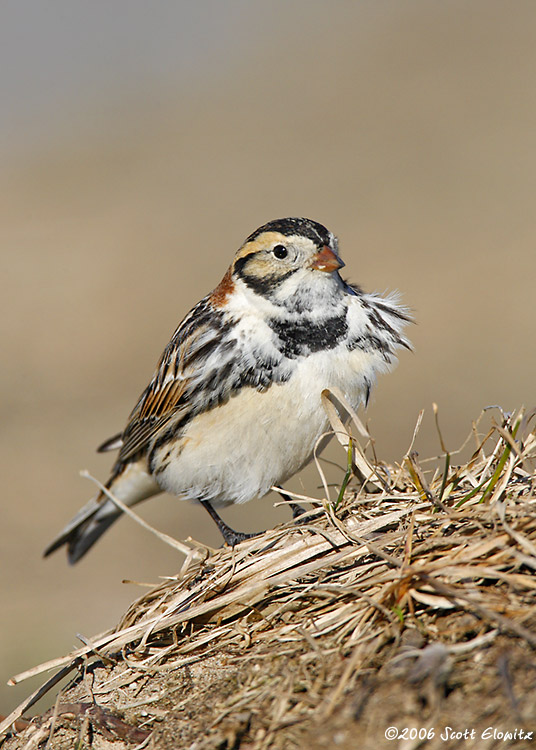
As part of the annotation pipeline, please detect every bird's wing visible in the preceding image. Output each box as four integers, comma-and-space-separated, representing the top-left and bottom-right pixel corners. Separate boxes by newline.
116, 296, 227, 463
97, 433, 123, 452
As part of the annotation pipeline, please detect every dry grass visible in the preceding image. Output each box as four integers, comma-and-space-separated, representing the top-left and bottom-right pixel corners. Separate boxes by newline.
2, 396, 536, 749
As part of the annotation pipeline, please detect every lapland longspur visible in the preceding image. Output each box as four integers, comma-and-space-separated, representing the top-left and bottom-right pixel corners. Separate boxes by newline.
45, 217, 411, 563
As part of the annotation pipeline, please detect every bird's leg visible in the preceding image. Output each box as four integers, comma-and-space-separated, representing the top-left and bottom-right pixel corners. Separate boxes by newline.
200, 500, 259, 547
278, 491, 306, 520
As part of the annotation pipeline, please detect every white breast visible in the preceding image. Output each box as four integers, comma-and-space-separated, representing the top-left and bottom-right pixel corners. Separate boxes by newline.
153, 343, 381, 507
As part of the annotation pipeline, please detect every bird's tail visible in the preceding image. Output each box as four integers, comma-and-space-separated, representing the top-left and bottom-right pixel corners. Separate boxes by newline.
43, 493, 123, 564
44, 461, 161, 564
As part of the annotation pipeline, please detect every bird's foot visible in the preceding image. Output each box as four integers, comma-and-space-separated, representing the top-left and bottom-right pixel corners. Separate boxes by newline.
220, 527, 259, 547
200, 500, 260, 547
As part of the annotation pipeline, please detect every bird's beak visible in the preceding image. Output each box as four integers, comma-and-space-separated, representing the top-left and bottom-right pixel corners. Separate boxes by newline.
310, 246, 345, 273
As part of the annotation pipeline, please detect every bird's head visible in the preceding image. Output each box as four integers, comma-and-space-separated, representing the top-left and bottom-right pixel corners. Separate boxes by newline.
229, 218, 345, 312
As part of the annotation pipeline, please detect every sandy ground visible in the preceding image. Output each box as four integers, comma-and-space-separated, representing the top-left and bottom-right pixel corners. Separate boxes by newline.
2, 1, 536, 720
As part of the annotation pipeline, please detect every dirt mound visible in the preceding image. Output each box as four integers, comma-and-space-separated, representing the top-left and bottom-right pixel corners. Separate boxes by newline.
2, 405, 535, 749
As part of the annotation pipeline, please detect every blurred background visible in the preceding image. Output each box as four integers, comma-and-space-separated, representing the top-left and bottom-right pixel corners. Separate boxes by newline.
2, 0, 535, 717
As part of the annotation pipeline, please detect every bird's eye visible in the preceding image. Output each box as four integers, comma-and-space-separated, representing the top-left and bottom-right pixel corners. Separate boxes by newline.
273, 245, 288, 260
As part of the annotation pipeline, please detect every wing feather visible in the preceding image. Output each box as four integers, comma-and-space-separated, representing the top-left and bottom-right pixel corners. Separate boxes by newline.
97, 433, 123, 452
117, 358, 191, 462
114, 298, 226, 464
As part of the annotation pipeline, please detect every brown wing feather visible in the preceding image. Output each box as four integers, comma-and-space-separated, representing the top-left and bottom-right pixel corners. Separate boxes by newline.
114, 310, 215, 464
117, 358, 190, 463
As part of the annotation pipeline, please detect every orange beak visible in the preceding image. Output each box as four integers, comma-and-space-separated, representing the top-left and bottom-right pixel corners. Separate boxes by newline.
310, 245, 345, 273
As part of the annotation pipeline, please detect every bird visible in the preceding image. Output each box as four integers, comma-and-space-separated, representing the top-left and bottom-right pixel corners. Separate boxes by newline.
44, 217, 411, 564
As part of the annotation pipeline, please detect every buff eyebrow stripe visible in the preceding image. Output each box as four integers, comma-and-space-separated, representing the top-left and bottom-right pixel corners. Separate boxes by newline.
245, 218, 332, 246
